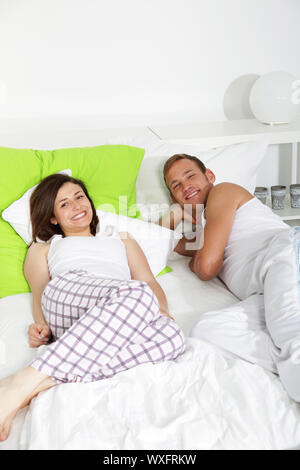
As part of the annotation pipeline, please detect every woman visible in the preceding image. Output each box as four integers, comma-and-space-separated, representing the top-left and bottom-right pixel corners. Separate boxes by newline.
0, 174, 185, 441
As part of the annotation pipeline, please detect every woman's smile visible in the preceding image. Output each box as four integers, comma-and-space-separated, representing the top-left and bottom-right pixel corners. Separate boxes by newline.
71, 211, 87, 221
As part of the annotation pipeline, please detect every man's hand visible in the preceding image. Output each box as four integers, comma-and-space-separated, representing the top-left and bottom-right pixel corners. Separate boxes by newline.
158, 204, 184, 230
28, 323, 52, 348
189, 257, 196, 273
182, 203, 199, 225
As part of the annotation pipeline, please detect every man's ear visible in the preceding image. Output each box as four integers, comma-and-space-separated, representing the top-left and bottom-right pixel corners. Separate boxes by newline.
205, 168, 216, 184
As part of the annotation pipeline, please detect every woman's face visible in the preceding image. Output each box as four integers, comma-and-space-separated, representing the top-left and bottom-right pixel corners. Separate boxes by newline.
50, 182, 94, 236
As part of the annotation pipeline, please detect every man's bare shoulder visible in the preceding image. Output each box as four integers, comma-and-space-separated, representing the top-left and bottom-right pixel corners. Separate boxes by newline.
206, 183, 253, 211
211, 182, 251, 194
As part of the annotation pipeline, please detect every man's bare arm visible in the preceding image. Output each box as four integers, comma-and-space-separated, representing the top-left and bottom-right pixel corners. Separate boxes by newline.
190, 184, 244, 281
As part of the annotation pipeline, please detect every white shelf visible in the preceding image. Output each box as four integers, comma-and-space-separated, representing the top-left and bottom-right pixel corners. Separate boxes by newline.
150, 118, 300, 147
266, 195, 300, 221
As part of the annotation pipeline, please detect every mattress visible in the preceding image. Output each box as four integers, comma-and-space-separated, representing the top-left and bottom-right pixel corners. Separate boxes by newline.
1, 254, 300, 450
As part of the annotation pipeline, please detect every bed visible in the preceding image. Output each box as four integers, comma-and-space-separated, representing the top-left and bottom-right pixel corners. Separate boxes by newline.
1, 124, 300, 450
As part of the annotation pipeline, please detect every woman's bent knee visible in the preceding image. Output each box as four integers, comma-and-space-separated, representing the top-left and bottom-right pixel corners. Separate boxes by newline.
164, 319, 186, 359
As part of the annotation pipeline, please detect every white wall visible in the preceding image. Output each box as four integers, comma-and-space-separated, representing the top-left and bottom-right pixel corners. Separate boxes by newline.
0, 0, 300, 186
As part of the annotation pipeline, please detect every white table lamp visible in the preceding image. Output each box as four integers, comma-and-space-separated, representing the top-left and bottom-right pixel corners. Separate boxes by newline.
249, 71, 299, 125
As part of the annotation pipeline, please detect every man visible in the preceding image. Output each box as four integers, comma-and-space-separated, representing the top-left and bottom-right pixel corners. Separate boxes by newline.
159, 153, 300, 402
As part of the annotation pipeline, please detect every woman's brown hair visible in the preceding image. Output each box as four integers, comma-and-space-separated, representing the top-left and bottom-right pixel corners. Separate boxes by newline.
30, 173, 99, 244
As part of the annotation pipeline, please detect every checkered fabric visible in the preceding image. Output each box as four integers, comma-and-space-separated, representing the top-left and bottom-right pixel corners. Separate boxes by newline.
30, 269, 186, 384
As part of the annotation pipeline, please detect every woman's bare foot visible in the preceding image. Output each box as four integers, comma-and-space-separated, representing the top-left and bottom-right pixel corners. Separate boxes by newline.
0, 367, 55, 442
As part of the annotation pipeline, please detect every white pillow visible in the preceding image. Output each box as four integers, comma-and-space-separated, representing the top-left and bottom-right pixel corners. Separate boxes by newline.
136, 139, 269, 220
96, 210, 181, 276
1, 169, 72, 244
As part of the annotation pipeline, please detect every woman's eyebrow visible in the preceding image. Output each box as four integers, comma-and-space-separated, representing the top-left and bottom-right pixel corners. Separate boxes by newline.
59, 190, 82, 204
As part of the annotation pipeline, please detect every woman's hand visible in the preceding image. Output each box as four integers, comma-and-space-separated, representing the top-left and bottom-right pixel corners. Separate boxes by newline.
28, 323, 52, 348
160, 310, 175, 321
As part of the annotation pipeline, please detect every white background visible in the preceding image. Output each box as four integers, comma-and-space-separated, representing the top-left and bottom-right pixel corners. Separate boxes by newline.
0, 0, 300, 186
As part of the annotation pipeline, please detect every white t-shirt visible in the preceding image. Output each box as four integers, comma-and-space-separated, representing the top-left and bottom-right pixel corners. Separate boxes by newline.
218, 197, 289, 299
47, 232, 131, 281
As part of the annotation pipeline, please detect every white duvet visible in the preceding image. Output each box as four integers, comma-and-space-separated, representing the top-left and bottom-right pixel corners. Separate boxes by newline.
1, 255, 300, 450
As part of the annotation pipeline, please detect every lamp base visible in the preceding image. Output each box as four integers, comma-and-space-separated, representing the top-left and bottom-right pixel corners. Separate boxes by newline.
261, 121, 290, 126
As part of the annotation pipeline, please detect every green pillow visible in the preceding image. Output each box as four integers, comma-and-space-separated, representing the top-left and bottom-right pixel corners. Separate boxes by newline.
157, 266, 173, 277
0, 147, 42, 212
37, 145, 145, 216
0, 146, 42, 298
0, 219, 31, 297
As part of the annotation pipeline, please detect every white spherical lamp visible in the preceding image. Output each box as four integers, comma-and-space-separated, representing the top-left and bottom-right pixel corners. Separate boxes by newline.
249, 71, 299, 125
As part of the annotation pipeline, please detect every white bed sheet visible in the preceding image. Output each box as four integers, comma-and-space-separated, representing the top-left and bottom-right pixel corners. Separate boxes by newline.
1, 255, 300, 450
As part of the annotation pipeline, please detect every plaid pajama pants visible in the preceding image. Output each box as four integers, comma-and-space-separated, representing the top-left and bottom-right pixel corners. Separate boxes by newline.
30, 269, 186, 384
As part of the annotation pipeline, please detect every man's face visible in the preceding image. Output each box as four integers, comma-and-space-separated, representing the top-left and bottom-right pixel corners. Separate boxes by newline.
165, 159, 215, 207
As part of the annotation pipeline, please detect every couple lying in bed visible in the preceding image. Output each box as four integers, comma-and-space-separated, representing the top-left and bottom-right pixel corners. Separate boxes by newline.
1, 153, 300, 441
